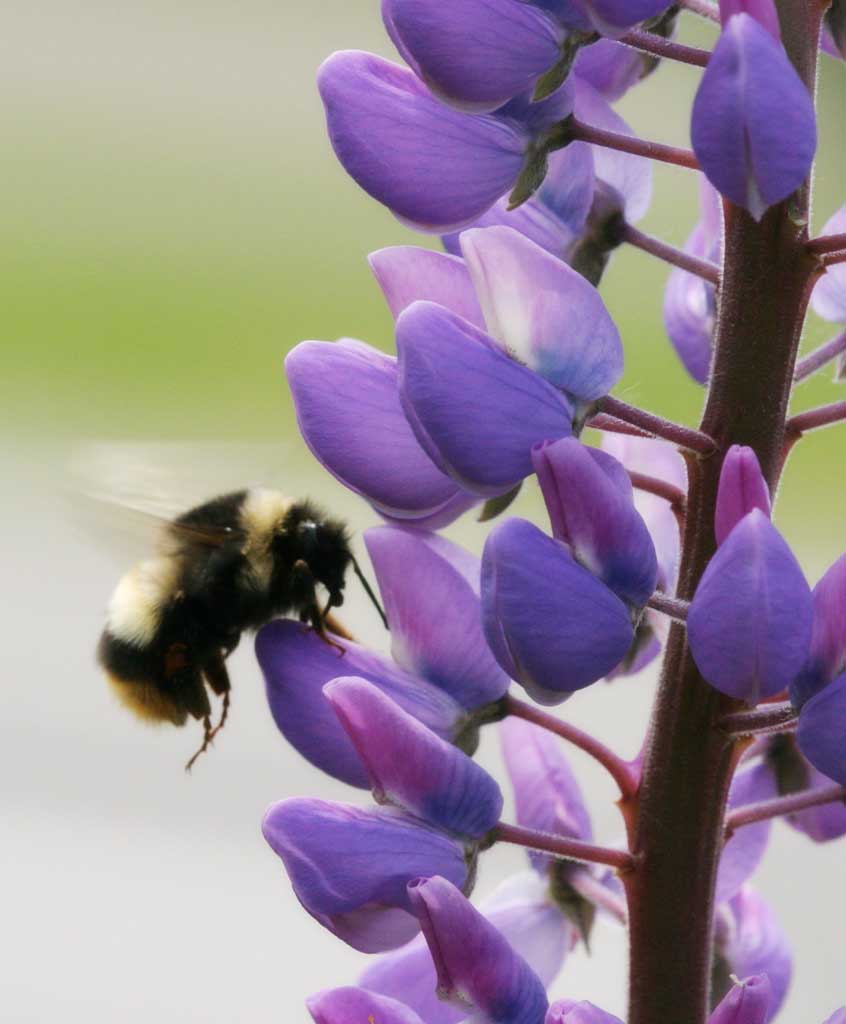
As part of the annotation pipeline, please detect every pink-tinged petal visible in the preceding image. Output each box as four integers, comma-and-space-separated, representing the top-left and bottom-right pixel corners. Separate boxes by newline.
811, 208, 846, 323
709, 974, 771, 1024
256, 620, 463, 787
369, 246, 485, 329
791, 555, 846, 707
716, 761, 778, 904
262, 800, 469, 953
308, 987, 425, 1024
719, 0, 781, 39
690, 15, 816, 219
500, 717, 592, 873
715, 887, 792, 1021
397, 301, 574, 496
365, 526, 509, 709
533, 438, 658, 608
384, 0, 564, 113
460, 227, 623, 400
362, 872, 570, 1024
318, 51, 527, 232
482, 518, 634, 705
547, 1002, 625, 1024
796, 673, 846, 785
715, 446, 772, 546
408, 876, 549, 1024
442, 192, 580, 261
325, 677, 503, 838
286, 339, 475, 525
688, 510, 813, 704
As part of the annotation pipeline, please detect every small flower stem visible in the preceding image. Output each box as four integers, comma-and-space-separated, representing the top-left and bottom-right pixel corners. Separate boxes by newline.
822, 249, 846, 267
794, 330, 846, 382
569, 119, 700, 171
646, 592, 690, 622
493, 821, 635, 872
619, 29, 711, 67
621, 223, 720, 284
505, 695, 639, 799
570, 868, 629, 923
725, 783, 846, 833
680, 0, 720, 21
806, 232, 846, 256
785, 400, 846, 438
596, 395, 718, 455
628, 470, 688, 511
586, 413, 651, 439
720, 701, 798, 737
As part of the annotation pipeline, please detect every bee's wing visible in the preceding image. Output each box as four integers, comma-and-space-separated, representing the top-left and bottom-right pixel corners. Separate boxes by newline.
67, 440, 294, 564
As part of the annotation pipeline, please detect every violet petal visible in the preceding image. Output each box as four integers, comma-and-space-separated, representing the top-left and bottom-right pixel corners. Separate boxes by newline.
369, 246, 485, 329
715, 445, 772, 546
307, 987, 425, 1024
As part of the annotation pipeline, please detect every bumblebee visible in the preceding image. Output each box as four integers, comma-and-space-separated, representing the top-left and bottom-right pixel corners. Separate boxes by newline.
97, 488, 385, 769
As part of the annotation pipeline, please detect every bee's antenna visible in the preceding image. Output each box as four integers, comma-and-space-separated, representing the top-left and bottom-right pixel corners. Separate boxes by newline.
350, 556, 389, 630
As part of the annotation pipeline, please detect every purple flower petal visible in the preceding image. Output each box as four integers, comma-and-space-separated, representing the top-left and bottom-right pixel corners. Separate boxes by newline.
574, 38, 656, 102
716, 761, 778, 904
384, 0, 564, 113
325, 677, 503, 837
460, 227, 623, 400
318, 51, 528, 231
715, 446, 772, 546
547, 1002, 625, 1024
308, 987, 425, 1024
397, 301, 574, 495
262, 800, 469, 953
824, 1012, 846, 1024
796, 673, 846, 785
370, 246, 485, 329
811, 208, 846, 323
286, 339, 475, 526
442, 191, 580, 261
408, 875, 550, 1024
709, 974, 771, 1024
715, 887, 792, 1022
533, 438, 658, 608
572, 0, 674, 37
690, 14, 816, 219
482, 518, 634, 704
688, 510, 813, 704
791, 555, 846, 707
256, 620, 463, 787
786, 762, 846, 841
362, 872, 570, 1024
500, 717, 592, 874
719, 0, 781, 38
365, 526, 510, 709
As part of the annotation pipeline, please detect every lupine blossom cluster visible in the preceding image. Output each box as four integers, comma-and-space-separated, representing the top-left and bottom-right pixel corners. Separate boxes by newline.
259, 0, 846, 1020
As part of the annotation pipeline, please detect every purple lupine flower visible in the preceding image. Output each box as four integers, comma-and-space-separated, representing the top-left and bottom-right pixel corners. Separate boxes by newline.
361, 872, 572, 1024
708, 974, 771, 1024
663, 175, 722, 385
690, 9, 816, 219
533, 438, 658, 608
257, 528, 509, 784
318, 50, 574, 232
715, 445, 772, 546
824, 1012, 846, 1024
307, 987, 425, 1024
262, 800, 470, 952
286, 338, 477, 528
546, 1002, 624, 1024
408, 875, 550, 1023
383, 0, 567, 113
714, 887, 792, 1021
482, 517, 635, 704
719, 0, 781, 39
716, 760, 778, 904
601, 433, 686, 677
687, 509, 813, 704
324, 676, 503, 838
574, 37, 662, 101
790, 555, 846, 707
795, 675, 846, 785
397, 301, 575, 496
810, 208, 846, 323
555, 0, 674, 37
758, 734, 846, 841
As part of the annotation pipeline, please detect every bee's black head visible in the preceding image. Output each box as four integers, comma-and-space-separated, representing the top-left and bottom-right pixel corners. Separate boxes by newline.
283, 502, 352, 607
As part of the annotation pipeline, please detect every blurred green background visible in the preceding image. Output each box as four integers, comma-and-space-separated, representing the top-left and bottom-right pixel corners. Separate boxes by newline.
2, 3, 845, 1021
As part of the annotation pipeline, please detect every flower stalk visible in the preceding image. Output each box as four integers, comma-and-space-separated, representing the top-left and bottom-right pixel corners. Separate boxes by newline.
619, 29, 712, 67
725, 783, 846, 833
569, 120, 701, 170
622, 222, 721, 283
492, 821, 635, 872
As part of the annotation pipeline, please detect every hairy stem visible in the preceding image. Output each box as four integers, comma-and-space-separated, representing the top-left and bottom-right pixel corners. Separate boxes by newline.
726, 783, 846, 832
624, 4, 822, 1019
597, 395, 717, 454
570, 120, 700, 170
505, 695, 639, 799
493, 822, 635, 871
622, 222, 720, 283
619, 29, 711, 67
786, 400, 846, 436
794, 330, 846, 381
646, 592, 690, 621
721, 701, 798, 737
807, 232, 846, 255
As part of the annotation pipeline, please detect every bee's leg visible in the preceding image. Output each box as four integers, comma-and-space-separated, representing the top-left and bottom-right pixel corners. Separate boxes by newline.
323, 611, 355, 642
202, 650, 231, 738
185, 716, 215, 773
292, 559, 345, 653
